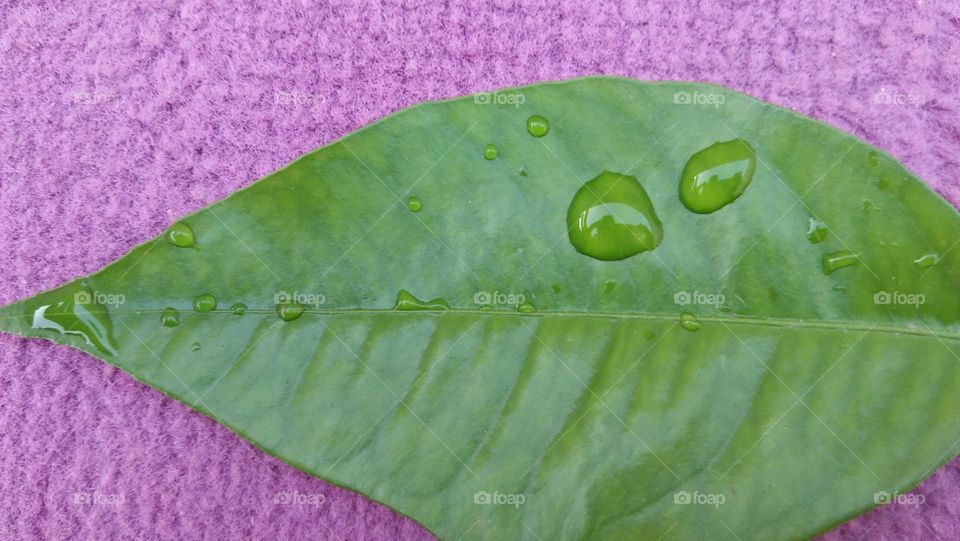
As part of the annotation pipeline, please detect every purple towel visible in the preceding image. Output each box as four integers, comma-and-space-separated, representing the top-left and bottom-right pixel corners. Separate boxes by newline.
1, 1, 958, 539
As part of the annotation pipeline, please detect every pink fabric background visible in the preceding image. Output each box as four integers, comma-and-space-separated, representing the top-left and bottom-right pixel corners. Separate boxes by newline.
2, 1, 959, 539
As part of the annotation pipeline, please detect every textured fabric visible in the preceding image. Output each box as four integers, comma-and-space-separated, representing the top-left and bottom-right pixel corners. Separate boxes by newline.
1, 1, 958, 539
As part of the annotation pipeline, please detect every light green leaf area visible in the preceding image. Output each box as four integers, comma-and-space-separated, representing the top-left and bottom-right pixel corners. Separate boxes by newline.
2, 77, 959, 540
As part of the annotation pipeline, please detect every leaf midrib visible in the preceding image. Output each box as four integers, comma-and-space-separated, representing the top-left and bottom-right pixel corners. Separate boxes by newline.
15, 307, 954, 341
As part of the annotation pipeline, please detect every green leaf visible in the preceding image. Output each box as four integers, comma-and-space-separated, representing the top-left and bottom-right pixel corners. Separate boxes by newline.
2, 77, 959, 540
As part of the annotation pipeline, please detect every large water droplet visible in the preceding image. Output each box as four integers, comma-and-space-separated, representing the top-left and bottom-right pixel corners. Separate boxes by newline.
483, 144, 499, 160
407, 196, 422, 212
193, 293, 217, 312
165, 222, 196, 248
517, 302, 536, 313
230, 302, 247, 316
566, 171, 663, 261
822, 250, 860, 274
679, 312, 701, 332
393, 290, 450, 311
679, 139, 756, 214
161, 307, 180, 327
914, 253, 940, 269
30, 285, 119, 356
807, 217, 828, 244
526, 115, 549, 137
276, 303, 305, 321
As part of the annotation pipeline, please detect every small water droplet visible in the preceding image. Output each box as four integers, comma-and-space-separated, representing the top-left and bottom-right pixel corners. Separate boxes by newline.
193, 293, 217, 312
807, 217, 828, 244
868, 151, 879, 168
230, 302, 247, 316
602, 281, 616, 294
191, 341, 201, 352
679, 139, 756, 214
517, 302, 536, 313
164, 222, 196, 248
483, 143, 499, 160
551, 282, 561, 294
29, 285, 119, 356
276, 303, 305, 321
679, 312, 701, 332
161, 307, 180, 327
407, 196, 422, 212
914, 253, 940, 269
822, 250, 860, 274
518, 168, 528, 177
393, 289, 450, 311
567, 171, 663, 261
526, 115, 549, 137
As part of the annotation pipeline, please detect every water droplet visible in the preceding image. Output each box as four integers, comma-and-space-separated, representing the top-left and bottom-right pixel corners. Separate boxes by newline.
526, 115, 549, 137
602, 281, 616, 294
807, 217, 828, 244
517, 302, 537, 313
551, 282, 561, 294
868, 151, 879, 168
914, 253, 940, 269
164, 222, 196, 248
230, 302, 247, 316
161, 307, 180, 327
822, 250, 860, 274
393, 289, 450, 311
483, 143, 499, 160
679, 139, 756, 214
276, 303, 305, 321
679, 312, 701, 332
566, 170, 663, 261
29, 285, 119, 356
193, 293, 217, 312
518, 168, 528, 177
191, 341, 201, 352
407, 196, 422, 212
